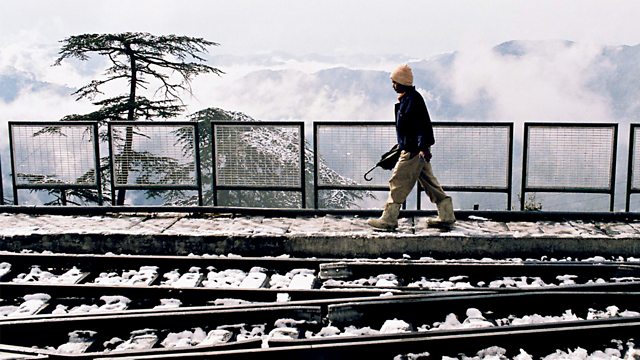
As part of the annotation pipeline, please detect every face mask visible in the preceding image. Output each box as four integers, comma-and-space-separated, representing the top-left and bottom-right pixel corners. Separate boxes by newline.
393, 82, 406, 94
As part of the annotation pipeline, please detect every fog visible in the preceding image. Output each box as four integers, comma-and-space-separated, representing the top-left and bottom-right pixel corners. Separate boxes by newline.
0, 39, 638, 209
443, 41, 613, 122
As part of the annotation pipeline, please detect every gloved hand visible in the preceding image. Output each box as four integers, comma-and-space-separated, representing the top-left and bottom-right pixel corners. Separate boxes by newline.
420, 148, 432, 162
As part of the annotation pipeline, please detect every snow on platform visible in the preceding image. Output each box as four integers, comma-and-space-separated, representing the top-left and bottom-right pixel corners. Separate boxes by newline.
1, 212, 640, 259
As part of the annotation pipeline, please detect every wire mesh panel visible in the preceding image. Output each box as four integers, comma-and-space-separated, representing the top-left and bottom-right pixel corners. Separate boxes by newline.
8, 121, 101, 205
314, 122, 396, 210
0, 157, 3, 205
431, 124, 512, 189
108, 122, 202, 205
314, 122, 513, 209
630, 126, 640, 191
626, 124, 640, 211
422, 123, 513, 210
522, 123, 617, 211
316, 123, 397, 187
212, 121, 305, 207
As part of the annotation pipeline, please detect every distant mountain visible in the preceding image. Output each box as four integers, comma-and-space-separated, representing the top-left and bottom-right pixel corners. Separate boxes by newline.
208, 55, 493, 120
492, 40, 577, 57
209, 40, 640, 123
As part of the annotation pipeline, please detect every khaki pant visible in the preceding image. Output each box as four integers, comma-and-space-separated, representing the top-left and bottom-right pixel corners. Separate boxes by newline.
387, 150, 449, 206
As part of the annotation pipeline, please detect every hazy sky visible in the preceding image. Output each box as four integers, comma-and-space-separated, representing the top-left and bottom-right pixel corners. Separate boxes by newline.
2, 0, 640, 57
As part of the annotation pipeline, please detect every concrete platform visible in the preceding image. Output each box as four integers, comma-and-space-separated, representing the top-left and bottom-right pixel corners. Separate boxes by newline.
2, 210, 640, 259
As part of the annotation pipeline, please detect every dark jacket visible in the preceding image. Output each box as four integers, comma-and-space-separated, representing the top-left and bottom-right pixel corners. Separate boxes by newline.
394, 86, 435, 152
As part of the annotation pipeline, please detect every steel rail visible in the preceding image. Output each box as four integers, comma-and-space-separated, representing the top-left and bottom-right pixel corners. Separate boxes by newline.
144, 320, 640, 360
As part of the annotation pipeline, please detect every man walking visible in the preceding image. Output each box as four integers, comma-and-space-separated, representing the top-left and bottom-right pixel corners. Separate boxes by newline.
368, 64, 455, 230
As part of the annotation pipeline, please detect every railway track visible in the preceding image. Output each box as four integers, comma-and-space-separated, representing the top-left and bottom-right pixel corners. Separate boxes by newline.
1, 292, 640, 359
1, 252, 640, 358
1, 252, 640, 317
111, 320, 640, 360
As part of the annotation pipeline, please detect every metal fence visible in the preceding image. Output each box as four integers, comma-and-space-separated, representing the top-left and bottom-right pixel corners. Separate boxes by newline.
0, 156, 4, 205
8, 121, 102, 205
521, 123, 618, 211
211, 121, 306, 208
108, 121, 203, 206
2, 120, 638, 211
313, 121, 513, 210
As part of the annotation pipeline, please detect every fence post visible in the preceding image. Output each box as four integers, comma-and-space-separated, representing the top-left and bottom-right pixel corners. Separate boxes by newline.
0, 156, 3, 205
626, 124, 637, 212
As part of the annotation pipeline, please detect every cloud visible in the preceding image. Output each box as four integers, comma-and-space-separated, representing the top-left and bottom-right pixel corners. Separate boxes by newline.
0, 81, 94, 204
443, 41, 613, 122
189, 65, 397, 121
188, 42, 622, 126
0, 89, 94, 149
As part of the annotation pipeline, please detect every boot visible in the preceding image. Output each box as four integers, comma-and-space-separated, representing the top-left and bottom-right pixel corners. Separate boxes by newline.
368, 203, 401, 230
427, 197, 456, 228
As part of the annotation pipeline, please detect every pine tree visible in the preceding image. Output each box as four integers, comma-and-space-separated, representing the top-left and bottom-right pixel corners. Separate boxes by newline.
54, 32, 222, 205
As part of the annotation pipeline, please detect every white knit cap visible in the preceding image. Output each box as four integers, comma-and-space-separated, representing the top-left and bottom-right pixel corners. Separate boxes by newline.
390, 64, 413, 86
